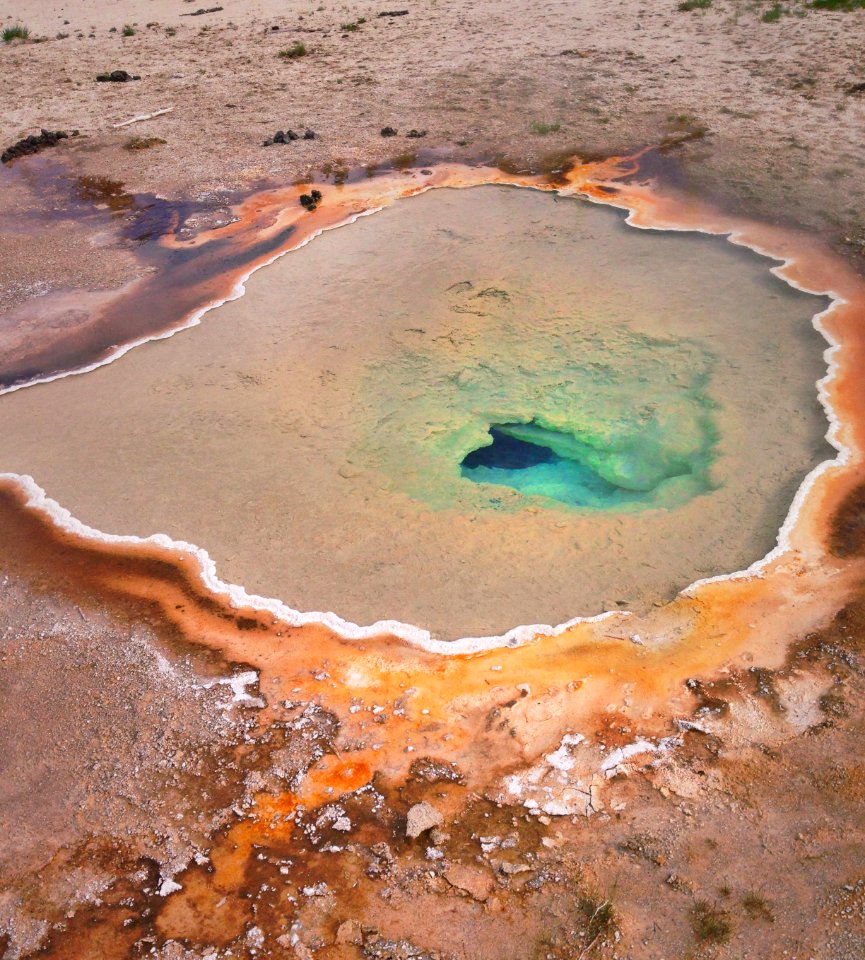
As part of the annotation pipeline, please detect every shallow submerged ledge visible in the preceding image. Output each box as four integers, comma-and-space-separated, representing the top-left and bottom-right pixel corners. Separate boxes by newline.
1, 148, 864, 660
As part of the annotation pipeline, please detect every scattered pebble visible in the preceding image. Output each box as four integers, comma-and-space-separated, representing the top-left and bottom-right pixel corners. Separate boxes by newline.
335, 920, 363, 945
405, 801, 443, 839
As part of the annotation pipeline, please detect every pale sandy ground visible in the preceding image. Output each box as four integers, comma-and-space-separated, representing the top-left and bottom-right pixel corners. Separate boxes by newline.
0, 0, 864, 247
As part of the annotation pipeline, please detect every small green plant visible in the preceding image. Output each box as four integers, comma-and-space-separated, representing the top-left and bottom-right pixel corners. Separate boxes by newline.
584, 899, 616, 942
165, 25, 177, 36
122, 24, 136, 36
576, 888, 618, 954
279, 41, 308, 59
2, 23, 30, 42
742, 892, 775, 921
692, 901, 733, 943
678, 0, 712, 9
530, 121, 561, 135
762, 2, 785, 20
341, 20, 359, 31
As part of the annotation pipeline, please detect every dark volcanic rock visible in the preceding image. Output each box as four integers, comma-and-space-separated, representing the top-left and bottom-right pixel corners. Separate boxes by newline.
266, 129, 300, 145
1, 129, 75, 165
406, 128, 427, 138
380, 126, 398, 137
96, 70, 139, 82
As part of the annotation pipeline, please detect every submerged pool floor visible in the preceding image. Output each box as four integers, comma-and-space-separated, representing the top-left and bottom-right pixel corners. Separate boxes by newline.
0, 185, 831, 638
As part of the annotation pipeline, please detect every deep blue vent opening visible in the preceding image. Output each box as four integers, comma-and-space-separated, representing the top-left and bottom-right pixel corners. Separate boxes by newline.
460, 426, 557, 471
459, 420, 711, 509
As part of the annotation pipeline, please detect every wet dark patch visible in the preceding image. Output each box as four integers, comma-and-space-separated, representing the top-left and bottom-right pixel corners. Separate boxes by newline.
829, 481, 865, 557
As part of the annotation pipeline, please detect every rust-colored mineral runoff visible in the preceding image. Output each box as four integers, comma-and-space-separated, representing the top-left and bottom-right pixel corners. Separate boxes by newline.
2, 146, 865, 959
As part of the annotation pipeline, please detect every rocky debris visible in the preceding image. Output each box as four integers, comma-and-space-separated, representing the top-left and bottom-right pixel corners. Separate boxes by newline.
299, 189, 322, 211
405, 802, 443, 839
1, 129, 75, 165
408, 757, 464, 784
336, 920, 363, 945
406, 128, 427, 138
265, 128, 315, 146
429, 827, 449, 845
378, 10, 410, 16
362, 933, 443, 960
301, 881, 329, 897
264, 129, 298, 145
443, 863, 494, 901
96, 70, 139, 82
380, 126, 398, 137
365, 841, 395, 879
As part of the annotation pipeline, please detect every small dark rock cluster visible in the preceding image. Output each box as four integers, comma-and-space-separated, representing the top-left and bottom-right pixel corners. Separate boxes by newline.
381, 127, 427, 138
264, 128, 316, 146
299, 189, 323, 212
1, 128, 75, 165
96, 70, 140, 82
378, 10, 409, 16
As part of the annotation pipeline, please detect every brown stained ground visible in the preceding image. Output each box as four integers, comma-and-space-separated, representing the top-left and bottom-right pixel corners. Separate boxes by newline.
3, 471, 865, 959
